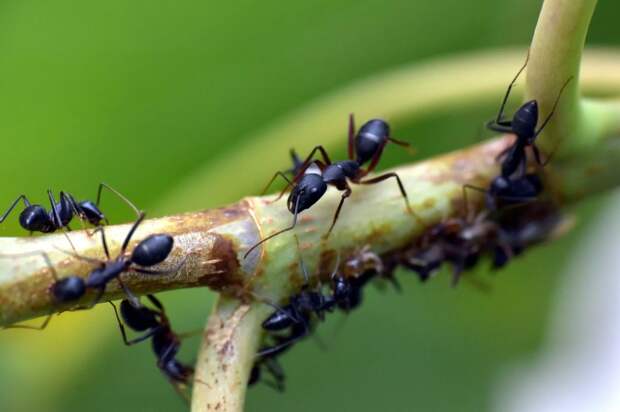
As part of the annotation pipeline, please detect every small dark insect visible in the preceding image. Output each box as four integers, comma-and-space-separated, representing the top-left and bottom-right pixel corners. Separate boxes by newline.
110, 295, 194, 400
464, 172, 543, 212
257, 239, 336, 357
1, 214, 184, 330
0, 183, 139, 235
59, 212, 185, 307
487, 52, 573, 179
245, 115, 418, 258
248, 337, 287, 391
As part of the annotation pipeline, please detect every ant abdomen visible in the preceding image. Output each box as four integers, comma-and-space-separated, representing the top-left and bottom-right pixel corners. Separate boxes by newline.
19, 206, 52, 233
355, 119, 389, 165
119, 300, 160, 331
131, 234, 174, 267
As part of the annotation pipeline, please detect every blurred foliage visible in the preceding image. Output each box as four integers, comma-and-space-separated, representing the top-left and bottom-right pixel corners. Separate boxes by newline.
0, 1, 619, 411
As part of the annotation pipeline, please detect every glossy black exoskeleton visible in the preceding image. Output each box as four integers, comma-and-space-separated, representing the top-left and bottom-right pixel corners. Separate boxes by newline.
487, 52, 572, 179
110, 295, 194, 399
0, 183, 139, 234
245, 115, 417, 258
60, 212, 183, 307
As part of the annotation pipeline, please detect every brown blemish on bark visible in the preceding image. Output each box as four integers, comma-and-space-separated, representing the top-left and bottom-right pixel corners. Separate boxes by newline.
199, 235, 245, 294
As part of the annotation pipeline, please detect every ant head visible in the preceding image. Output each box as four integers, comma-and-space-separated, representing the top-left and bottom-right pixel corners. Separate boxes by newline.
287, 174, 327, 214
512, 100, 538, 140
51, 276, 86, 302
356, 119, 390, 165
131, 234, 174, 267
119, 299, 160, 331
78, 200, 105, 225
19, 205, 52, 232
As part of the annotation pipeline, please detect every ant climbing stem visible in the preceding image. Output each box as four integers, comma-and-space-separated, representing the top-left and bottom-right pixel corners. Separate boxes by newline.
486, 50, 573, 177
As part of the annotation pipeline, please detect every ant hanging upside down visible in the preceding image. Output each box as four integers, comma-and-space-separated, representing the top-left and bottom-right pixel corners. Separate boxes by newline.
244, 115, 419, 258
110, 295, 194, 401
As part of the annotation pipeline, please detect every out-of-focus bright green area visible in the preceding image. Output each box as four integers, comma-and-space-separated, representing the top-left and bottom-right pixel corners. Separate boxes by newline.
0, 1, 619, 411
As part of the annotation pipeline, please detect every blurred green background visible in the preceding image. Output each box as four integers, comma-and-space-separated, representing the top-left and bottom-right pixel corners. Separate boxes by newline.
0, 1, 618, 411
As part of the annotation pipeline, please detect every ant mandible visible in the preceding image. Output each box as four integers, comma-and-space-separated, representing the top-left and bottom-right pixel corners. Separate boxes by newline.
0, 183, 139, 234
244, 114, 417, 258
486, 51, 573, 179
110, 295, 194, 400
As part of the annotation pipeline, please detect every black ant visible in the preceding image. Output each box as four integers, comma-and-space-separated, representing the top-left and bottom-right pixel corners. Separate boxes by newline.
2, 215, 183, 330
245, 114, 417, 258
487, 52, 573, 179
110, 295, 194, 400
257, 238, 337, 357
0, 183, 139, 234
58, 211, 185, 308
248, 336, 287, 391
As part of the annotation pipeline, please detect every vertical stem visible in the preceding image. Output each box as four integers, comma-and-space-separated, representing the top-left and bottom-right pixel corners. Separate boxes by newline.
527, 0, 598, 152
191, 298, 269, 412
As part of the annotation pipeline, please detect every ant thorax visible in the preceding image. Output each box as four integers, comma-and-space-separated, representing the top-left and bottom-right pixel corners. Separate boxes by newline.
304, 162, 322, 176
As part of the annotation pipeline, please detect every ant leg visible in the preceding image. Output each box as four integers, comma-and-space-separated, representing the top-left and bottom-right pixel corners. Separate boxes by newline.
493, 49, 530, 125
131, 256, 188, 275
120, 212, 147, 254
146, 294, 165, 312
263, 358, 286, 392
323, 188, 352, 239
116, 277, 141, 308
388, 137, 417, 156
0, 195, 31, 223
257, 323, 309, 357
47, 190, 68, 229
96, 182, 141, 219
348, 113, 355, 160
3, 314, 53, 331
359, 172, 415, 216
486, 121, 515, 134
363, 141, 387, 174
63, 192, 88, 232
108, 301, 161, 345
534, 76, 574, 137
243, 196, 302, 259
260, 171, 293, 197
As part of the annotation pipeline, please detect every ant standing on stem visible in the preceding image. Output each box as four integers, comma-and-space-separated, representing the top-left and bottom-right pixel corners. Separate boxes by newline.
0, 183, 140, 235
109, 295, 194, 401
59, 212, 186, 308
244, 115, 419, 258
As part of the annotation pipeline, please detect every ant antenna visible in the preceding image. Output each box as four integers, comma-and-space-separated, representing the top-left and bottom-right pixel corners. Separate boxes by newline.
293, 235, 310, 284
96, 182, 141, 220
534, 76, 574, 138
493, 49, 530, 125
330, 252, 341, 280
243, 196, 301, 259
